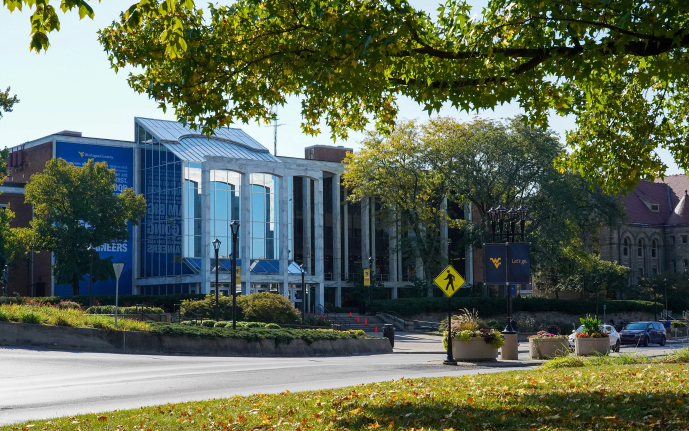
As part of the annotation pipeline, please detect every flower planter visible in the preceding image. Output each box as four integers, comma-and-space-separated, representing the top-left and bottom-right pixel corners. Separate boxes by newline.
452, 337, 499, 361
575, 336, 609, 356
529, 338, 569, 359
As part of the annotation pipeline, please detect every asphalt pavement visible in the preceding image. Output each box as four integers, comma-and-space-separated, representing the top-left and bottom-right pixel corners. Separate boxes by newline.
0, 347, 529, 426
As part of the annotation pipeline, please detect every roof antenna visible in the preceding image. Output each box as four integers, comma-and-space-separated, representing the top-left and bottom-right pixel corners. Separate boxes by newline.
266, 104, 285, 156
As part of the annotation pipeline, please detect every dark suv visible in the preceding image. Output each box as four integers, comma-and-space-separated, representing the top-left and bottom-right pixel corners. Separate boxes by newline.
619, 321, 667, 346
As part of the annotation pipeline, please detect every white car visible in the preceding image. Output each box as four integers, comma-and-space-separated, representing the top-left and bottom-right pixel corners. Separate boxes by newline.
568, 324, 621, 352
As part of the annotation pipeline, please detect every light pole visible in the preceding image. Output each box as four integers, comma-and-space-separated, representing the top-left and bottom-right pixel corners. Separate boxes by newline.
300, 263, 306, 324
212, 238, 221, 321
230, 220, 240, 330
487, 205, 528, 334
368, 256, 373, 302
88, 245, 94, 306
653, 283, 658, 321
112, 262, 124, 326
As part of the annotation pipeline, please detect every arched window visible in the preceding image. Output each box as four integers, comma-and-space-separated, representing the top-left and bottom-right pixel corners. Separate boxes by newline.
651, 240, 657, 258
623, 238, 629, 257
637, 239, 644, 257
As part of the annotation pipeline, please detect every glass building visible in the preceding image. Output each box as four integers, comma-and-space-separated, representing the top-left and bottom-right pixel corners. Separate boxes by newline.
2, 118, 476, 308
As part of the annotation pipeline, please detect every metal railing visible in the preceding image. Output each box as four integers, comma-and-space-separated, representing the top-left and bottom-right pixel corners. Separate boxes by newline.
173, 303, 204, 325
321, 306, 351, 330
134, 304, 166, 322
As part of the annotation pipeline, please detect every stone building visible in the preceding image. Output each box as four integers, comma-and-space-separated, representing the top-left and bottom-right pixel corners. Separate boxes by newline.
600, 175, 689, 285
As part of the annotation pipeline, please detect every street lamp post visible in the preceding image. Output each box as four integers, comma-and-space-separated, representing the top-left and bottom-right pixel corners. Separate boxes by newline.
212, 238, 221, 321
88, 245, 94, 307
230, 221, 240, 330
487, 205, 528, 334
300, 264, 306, 324
653, 284, 658, 321
368, 256, 373, 303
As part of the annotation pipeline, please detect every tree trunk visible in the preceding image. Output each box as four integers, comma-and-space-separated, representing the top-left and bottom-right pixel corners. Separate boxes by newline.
72, 272, 80, 296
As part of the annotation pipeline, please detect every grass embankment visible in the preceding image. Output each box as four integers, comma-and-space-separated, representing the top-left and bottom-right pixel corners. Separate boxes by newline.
542, 347, 689, 369
4, 364, 689, 430
0, 304, 151, 331
0, 304, 369, 344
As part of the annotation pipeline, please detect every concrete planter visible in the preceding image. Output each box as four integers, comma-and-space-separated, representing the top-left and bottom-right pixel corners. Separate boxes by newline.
574, 336, 609, 356
451, 337, 499, 361
529, 338, 570, 359
0, 321, 392, 357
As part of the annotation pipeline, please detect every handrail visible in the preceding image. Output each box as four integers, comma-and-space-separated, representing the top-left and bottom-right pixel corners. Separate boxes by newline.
321, 306, 351, 330
173, 303, 204, 325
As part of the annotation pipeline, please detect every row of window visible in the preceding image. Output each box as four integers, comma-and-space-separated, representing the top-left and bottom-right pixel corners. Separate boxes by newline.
622, 238, 659, 258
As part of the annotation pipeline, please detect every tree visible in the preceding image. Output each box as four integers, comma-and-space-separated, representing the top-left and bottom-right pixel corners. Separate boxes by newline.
99, 0, 689, 192
24, 158, 146, 294
0, 87, 19, 120
342, 120, 455, 292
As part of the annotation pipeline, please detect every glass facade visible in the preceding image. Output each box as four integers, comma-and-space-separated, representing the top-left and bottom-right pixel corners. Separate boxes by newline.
249, 173, 279, 273
210, 169, 241, 258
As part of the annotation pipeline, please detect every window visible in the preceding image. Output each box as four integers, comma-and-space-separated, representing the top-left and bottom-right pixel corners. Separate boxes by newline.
637, 239, 644, 257
652, 267, 658, 276
683, 235, 687, 244
638, 267, 644, 277
684, 259, 688, 271
672, 236, 676, 245
651, 204, 660, 212
250, 173, 279, 262
651, 240, 657, 258
623, 238, 629, 257
673, 260, 677, 273
210, 169, 242, 258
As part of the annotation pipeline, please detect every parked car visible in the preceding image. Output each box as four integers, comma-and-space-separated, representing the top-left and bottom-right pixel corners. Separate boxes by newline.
619, 321, 667, 346
568, 324, 621, 352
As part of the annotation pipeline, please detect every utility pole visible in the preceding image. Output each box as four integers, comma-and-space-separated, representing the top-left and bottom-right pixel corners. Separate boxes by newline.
270, 105, 285, 156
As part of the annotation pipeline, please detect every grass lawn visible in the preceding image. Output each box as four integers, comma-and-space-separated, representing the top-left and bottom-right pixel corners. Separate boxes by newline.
4, 364, 689, 430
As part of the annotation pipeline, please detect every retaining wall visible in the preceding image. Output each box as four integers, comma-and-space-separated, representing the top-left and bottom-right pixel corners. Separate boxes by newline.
0, 322, 392, 357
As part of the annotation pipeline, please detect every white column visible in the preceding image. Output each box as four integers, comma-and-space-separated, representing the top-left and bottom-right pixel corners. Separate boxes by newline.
279, 175, 289, 297
200, 163, 211, 294
389, 224, 398, 299
241, 171, 251, 294
314, 176, 325, 309
303, 177, 312, 274
371, 199, 376, 271
362, 198, 370, 268
343, 188, 349, 279
332, 174, 342, 308
465, 202, 474, 285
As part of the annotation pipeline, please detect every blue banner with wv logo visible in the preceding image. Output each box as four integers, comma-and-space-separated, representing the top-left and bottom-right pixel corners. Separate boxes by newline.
483, 243, 530, 285
55, 142, 134, 296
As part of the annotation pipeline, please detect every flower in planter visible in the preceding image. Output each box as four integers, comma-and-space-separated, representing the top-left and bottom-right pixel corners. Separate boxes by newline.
575, 332, 590, 338
579, 315, 609, 338
529, 331, 567, 340
442, 309, 505, 350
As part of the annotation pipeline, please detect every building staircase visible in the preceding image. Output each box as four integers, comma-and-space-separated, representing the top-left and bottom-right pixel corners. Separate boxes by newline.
326, 313, 387, 332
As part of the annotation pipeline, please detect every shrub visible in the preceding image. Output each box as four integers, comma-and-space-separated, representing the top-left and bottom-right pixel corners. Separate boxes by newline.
265, 323, 281, 329
245, 321, 266, 328
241, 293, 301, 324
85, 305, 164, 315
671, 321, 688, 328
200, 320, 217, 328
214, 321, 229, 328
181, 295, 244, 321
180, 320, 197, 326
303, 314, 331, 328
370, 297, 660, 317
0, 304, 151, 331
57, 300, 82, 310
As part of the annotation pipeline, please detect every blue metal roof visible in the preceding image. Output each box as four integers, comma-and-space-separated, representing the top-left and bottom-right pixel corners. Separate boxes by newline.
166, 137, 279, 163
135, 117, 279, 163
135, 117, 268, 152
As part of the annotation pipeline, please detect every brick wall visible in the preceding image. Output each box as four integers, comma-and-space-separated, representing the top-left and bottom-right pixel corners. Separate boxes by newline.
305, 145, 352, 163
6, 141, 53, 184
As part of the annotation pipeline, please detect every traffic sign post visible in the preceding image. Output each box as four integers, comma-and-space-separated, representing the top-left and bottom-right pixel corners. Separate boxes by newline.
112, 262, 125, 327
363, 269, 371, 287
434, 265, 465, 365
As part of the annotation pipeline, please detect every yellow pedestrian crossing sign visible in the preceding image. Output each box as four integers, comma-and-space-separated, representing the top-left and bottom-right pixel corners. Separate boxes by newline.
434, 265, 465, 298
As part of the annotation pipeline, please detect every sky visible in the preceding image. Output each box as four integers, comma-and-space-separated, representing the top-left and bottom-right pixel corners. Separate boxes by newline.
0, 1, 682, 175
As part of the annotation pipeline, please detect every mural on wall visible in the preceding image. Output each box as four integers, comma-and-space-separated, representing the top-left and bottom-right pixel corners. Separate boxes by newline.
55, 142, 134, 296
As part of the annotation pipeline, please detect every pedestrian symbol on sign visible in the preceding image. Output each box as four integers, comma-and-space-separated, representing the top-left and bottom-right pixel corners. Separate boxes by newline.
433, 265, 465, 298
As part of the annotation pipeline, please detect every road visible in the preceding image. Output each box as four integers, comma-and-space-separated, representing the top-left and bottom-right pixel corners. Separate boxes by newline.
0, 347, 529, 426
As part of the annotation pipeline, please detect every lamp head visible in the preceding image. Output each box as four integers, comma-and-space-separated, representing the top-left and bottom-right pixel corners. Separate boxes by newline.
230, 220, 240, 235
487, 207, 496, 222
496, 205, 507, 220
507, 207, 518, 221
212, 238, 221, 250
518, 206, 528, 221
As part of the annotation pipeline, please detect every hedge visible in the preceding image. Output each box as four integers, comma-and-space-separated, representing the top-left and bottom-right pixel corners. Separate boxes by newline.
369, 297, 662, 318
147, 323, 369, 345
85, 305, 165, 315
0, 295, 205, 311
